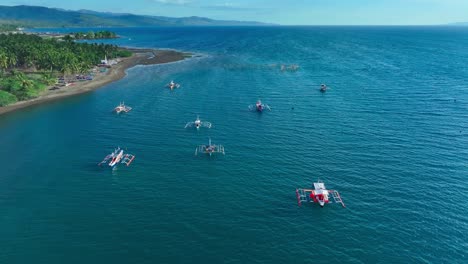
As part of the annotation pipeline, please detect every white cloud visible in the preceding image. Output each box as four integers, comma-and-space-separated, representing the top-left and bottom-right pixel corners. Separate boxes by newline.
153, 0, 191, 5
204, 2, 258, 11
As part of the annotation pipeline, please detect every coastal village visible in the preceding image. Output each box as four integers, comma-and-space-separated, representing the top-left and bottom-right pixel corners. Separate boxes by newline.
50, 55, 119, 90
0, 27, 188, 113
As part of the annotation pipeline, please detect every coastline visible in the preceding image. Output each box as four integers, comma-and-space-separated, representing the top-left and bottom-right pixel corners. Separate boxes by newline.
0, 48, 189, 116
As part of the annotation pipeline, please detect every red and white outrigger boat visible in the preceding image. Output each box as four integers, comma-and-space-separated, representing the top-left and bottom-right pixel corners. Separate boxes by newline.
296, 180, 345, 208
98, 147, 135, 169
114, 102, 132, 114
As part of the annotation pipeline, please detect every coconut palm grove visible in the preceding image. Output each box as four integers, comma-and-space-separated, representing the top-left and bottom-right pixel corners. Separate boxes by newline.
0, 33, 130, 106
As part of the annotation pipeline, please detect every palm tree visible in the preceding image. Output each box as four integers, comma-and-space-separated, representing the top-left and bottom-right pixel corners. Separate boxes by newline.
60, 64, 71, 77
13, 71, 32, 88
19, 78, 34, 90
41, 71, 56, 85
7, 52, 17, 69
63, 34, 73, 42
0, 50, 8, 72
78, 62, 89, 74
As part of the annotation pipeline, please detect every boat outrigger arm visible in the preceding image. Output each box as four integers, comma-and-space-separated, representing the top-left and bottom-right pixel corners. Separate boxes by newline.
121, 153, 136, 166
296, 188, 345, 207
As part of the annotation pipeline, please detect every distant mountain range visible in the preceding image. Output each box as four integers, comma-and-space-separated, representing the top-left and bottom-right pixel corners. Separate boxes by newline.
0, 5, 272, 27
448, 22, 468, 26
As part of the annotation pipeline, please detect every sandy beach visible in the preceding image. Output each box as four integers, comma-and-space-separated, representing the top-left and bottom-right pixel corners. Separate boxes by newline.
0, 49, 189, 116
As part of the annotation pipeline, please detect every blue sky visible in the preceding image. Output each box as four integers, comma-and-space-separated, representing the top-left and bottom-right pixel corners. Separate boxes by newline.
3, 0, 468, 25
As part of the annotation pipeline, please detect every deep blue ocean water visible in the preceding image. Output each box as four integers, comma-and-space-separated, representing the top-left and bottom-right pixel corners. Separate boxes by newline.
1, 26, 467, 263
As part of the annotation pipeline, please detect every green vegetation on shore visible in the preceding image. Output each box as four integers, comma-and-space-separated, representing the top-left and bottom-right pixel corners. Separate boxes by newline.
0, 24, 20, 32
0, 90, 18, 106
0, 71, 46, 105
66, 30, 118, 40
0, 33, 132, 106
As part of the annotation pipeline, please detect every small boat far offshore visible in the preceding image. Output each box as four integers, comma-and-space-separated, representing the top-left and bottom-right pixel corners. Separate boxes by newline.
249, 100, 271, 112
320, 84, 327, 92
166, 80, 180, 90
185, 115, 212, 129
114, 102, 132, 113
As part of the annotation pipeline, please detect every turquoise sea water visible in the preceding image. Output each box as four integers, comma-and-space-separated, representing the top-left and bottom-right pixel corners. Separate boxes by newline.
1, 26, 467, 263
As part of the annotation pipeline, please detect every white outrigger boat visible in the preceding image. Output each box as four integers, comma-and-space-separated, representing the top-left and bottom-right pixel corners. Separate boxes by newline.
166, 80, 180, 90
98, 147, 135, 168
185, 115, 212, 129
114, 102, 132, 113
195, 138, 225, 156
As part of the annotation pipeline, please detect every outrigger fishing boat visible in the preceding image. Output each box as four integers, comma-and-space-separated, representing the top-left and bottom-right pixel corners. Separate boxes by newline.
320, 84, 327, 92
249, 100, 271, 112
166, 80, 180, 90
114, 102, 132, 113
280, 64, 299, 72
98, 147, 135, 169
296, 179, 345, 208
185, 115, 212, 129
195, 138, 225, 156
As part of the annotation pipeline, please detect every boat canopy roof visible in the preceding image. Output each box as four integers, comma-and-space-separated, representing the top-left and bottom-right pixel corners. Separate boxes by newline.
313, 182, 326, 190
314, 189, 329, 195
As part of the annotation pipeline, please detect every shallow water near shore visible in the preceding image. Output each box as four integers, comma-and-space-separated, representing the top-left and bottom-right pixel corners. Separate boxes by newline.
1, 26, 468, 263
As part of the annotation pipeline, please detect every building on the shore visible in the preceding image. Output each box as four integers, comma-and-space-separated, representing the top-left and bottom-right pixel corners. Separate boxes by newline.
100, 55, 108, 65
